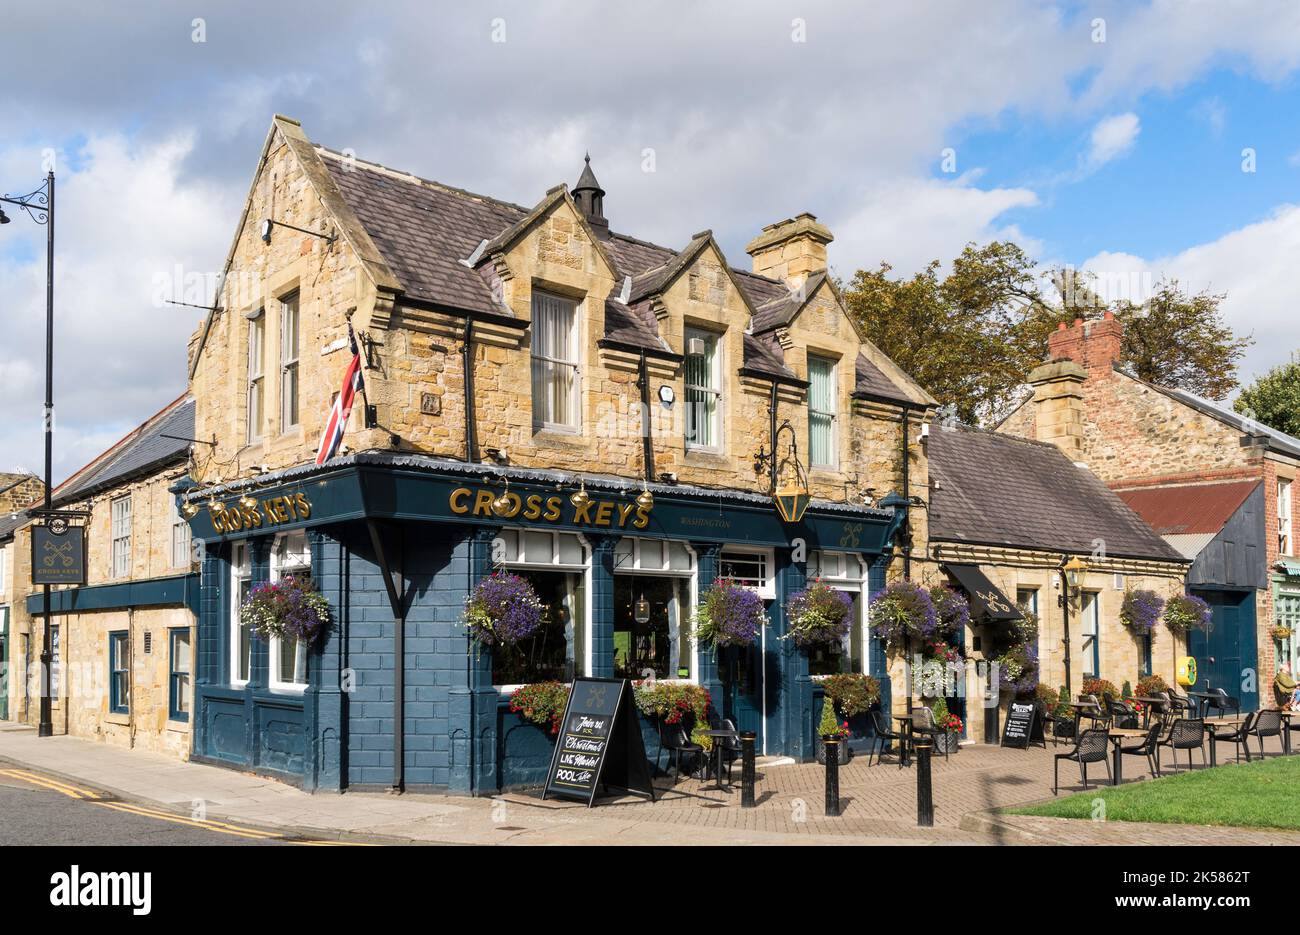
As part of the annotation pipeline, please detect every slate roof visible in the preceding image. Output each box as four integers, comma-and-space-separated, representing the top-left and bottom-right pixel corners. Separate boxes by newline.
855, 353, 915, 404
315, 146, 920, 398
0, 511, 28, 542
928, 424, 1187, 562
1116, 480, 1261, 537
54, 396, 194, 506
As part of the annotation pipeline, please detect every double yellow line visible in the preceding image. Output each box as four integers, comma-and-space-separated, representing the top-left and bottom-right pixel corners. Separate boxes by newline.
0, 767, 364, 844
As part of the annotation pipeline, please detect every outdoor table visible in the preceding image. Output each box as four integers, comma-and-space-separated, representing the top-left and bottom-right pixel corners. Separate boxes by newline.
1186, 691, 1216, 718
1275, 709, 1299, 755
1205, 716, 1244, 766
894, 714, 918, 767
1134, 697, 1166, 728
1107, 728, 1148, 786
1068, 701, 1105, 735
701, 728, 739, 791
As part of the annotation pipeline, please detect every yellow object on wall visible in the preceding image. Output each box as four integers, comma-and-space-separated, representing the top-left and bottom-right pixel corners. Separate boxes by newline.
1177, 656, 1198, 688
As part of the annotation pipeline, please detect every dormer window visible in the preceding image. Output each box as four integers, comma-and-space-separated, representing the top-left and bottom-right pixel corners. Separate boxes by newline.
808, 354, 837, 468
684, 327, 722, 450
531, 290, 580, 430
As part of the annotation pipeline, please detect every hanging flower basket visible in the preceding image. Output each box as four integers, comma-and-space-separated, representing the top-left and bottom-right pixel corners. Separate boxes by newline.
929, 586, 970, 637
695, 578, 766, 648
1120, 588, 1165, 634
784, 579, 852, 647
241, 575, 331, 644
996, 643, 1039, 697
818, 672, 880, 716
1271, 625, 1293, 641
868, 581, 937, 651
464, 572, 544, 647
1164, 593, 1212, 634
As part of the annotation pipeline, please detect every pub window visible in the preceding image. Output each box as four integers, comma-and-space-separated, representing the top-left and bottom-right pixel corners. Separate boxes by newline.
1080, 590, 1100, 679
50, 624, 60, 697
110, 494, 132, 579
1140, 633, 1153, 678
684, 327, 722, 450
230, 542, 252, 685
1016, 587, 1038, 616
807, 355, 837, 469
170, 497, 192, 569
169, 627, 191, 721
530, 290, 580, 430
492, 529, 587, 687
279, 292, 300, 430
613, 538, 696, 681
269, 530, 310, 691
1280, 478, 1293, 556
719, 548, 774, 599
806, 550, 867, 676
246, 311, 265, 443
108, 631, 129, 714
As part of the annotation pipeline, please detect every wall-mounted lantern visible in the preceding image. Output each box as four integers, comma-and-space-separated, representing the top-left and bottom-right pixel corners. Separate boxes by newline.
771, 420, 810, 524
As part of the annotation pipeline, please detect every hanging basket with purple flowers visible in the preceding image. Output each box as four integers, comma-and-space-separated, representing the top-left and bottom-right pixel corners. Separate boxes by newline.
1164, 593, 1212, 634
1119, 588, 1165, 634
784, 579, 853, 648
868, 581, 937, 651
241, 575, 331, 645
695, 578, 767, 648
464, 572, 545, 647
929, 585, 970, 637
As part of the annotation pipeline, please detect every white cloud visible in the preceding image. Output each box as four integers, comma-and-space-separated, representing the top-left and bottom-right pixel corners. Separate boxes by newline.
1088, 112, 1141, 168
1082, 204, 1300, 386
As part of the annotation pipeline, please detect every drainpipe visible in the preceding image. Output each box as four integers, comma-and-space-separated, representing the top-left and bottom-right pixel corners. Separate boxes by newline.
462, 317, 477, 463
767, 382, 779, 491
1058, 559, 1073, 700
900, 406, 913, 713
637, 350, 655, 483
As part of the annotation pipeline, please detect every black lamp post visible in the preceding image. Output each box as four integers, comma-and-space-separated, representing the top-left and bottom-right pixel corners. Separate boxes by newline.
2, 172, 56, 738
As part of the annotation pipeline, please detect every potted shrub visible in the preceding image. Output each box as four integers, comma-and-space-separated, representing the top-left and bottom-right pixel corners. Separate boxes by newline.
1164, 593, 1212, 635
1052, 683, 1075, 739
784, 579, 852, 648
463, 571, 544, 647
1081, 677, 1119, 704
868, 581, 937, 652
815, 692, 852, 764
508, 681, 570, 735
1136, 673, 1169, 698
695, 578, 767, 648
931, 696, 962, 754
241, 574, 331, 645
1119, 588, 1164, 635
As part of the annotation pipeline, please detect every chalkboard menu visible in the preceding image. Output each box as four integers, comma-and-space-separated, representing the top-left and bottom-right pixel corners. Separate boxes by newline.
542, 677, 655, 807
1000, 701, 1041, 749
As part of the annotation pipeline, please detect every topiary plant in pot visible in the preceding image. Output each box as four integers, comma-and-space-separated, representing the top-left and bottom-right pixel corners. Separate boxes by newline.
815, 693, 852, 765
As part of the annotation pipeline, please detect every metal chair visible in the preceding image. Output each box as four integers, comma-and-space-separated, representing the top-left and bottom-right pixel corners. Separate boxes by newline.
910, 705, 951, 761
1157, 718, 1206, 772
1054, 728, 1111, 795
717, 718, 743, 782
1078, 694, 1111, 730
1164, 688, 1193, 717
1247, 709, 1283, 758
657, 722, 703, 779
1210, 711, 1257, 765
1106, 696, 1140, 729
868, 709, 906, 768
1204, 688, 1240, 719
1119, 721, 1164, 779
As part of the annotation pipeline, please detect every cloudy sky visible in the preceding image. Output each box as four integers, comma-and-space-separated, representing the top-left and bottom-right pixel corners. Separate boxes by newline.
2, 0, 1299, 483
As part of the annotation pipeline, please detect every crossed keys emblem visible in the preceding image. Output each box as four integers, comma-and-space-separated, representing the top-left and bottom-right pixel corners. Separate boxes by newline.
839, 522, 862, 548
42, 539, 75, 568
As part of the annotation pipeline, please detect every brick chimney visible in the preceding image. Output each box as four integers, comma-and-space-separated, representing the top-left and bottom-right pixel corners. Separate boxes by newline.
1047, 311, 1123, 378
745, 212, 832, 289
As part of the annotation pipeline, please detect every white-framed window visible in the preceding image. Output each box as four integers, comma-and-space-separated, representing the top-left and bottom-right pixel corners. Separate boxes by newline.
613, 538, 698, 683
170, 497, 191, 569
720, 547, 775, 599
246, 311, 265, 443
493, 528, 589, 688
0, 543, 7, 592
110, 495, 132, 578
1080, 590, 1100, 679
270, 530, 310, 691
807, 354, 837, 469
1016, 587, 1039, 616
684, 327, 722, 450
530, 290, 581, 430
1280, 477, 1293, 556
50, 624, 60, 697
808, 550, 868, 675
231, 542, 252, 686
613, 537, 695, 576
279, 292, 300, 430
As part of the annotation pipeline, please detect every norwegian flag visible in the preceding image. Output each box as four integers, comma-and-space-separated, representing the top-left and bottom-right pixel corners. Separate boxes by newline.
314, 325, 365, 465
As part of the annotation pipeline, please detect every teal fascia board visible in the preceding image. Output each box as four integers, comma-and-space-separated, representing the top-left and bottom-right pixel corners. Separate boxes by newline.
27, 573, 200, 617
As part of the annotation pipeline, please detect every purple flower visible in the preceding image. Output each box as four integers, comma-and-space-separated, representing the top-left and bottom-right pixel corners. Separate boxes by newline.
464, 572, 544, 646
1120, 589, 1165, 634
868, 581, 937, 650
698, 579, 767, 647
786, 580, 853, 647
1165, 593, 1212, 633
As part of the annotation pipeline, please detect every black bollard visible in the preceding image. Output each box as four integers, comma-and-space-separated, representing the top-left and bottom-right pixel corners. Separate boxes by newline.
740, 731, 757, 808
823, 737, 841, 817
915, 736, 934, 827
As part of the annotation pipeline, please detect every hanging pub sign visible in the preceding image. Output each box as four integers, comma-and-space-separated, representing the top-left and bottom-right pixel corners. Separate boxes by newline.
542, 677, 655, 807
1000, 700, 1042, 749
31, 522, 86, 586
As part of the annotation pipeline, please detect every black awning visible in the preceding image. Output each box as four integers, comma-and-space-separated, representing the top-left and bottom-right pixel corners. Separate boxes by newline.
944, 563, 1023, 622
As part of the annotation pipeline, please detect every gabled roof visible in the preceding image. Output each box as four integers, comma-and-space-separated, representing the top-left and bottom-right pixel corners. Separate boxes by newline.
750, 270, 830, 334
53, 396, 194, 507
928, 424, 1187, 563
1116, 480, 1261, 537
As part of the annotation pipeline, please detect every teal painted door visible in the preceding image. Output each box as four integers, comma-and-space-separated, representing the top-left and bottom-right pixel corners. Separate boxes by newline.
1188, 589, 1259, 711
721, 641, 765, 751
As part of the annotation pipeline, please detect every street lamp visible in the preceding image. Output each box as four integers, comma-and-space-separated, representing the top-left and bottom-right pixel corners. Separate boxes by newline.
2, 171, 56, 738
1058, 555, 1089, 699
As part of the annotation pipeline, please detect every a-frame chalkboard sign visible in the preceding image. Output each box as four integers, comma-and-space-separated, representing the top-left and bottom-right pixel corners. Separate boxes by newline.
541, 677, 656, 807
1000, 700, 1044, 748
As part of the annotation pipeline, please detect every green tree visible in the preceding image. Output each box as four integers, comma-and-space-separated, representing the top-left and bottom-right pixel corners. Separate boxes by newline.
1235, 355, 1300, 438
